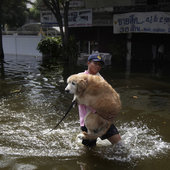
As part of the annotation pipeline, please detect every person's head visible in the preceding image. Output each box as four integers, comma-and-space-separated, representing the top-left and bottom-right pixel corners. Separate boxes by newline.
87, 54, 104, 75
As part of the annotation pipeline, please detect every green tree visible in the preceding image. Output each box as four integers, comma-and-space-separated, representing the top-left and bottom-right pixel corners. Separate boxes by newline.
42, 0, 70, 57
0, 0, 33, 60
32, 0, 78, 63
29, 0, 41, 22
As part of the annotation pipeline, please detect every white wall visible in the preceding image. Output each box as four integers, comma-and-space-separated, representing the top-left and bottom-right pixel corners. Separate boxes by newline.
2, 35, 42, 56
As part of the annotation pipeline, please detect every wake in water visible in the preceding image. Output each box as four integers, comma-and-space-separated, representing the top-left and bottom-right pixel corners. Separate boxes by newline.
0, 97, 170, 163
91, 121, 170, 162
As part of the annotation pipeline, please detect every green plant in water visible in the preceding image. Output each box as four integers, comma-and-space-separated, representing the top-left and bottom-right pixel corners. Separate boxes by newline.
37, 36, 62, 57
37, 36, 79, 64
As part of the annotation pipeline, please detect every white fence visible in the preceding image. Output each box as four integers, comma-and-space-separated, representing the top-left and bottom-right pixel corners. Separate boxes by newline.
2, 35, 42, 56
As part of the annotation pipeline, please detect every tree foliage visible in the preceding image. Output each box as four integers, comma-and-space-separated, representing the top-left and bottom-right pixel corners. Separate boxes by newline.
41, 0, 79, 63
0, 0, 29, 28
0, 0, 32, 60
29, 0, 41, 22
42, 0, 70, 47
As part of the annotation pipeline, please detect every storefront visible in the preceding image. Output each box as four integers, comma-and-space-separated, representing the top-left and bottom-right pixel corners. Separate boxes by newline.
113, 11, 170, 74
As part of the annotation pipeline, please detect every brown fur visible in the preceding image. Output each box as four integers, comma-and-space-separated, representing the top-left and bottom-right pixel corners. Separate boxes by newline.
67, 73, 121, 140
83, 112, 111, 140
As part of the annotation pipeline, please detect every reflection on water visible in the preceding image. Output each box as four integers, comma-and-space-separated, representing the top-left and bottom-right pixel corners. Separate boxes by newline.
0, 55, 170, 169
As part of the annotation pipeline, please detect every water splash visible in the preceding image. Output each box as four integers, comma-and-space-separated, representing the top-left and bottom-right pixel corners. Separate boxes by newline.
95, 121, 170, 162
0, 97, 170, 163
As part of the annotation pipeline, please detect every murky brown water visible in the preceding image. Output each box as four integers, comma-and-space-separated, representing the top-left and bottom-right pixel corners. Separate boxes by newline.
0, 55, 170, 170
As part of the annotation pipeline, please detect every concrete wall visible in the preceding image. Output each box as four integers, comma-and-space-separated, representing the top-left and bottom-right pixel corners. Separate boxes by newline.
2, 35, 42, 56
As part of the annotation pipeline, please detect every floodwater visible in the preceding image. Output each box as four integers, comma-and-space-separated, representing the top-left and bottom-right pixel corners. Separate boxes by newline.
0, 55, 170, 170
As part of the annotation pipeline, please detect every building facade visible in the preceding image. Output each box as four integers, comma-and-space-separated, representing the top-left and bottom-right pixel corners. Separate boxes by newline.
40, 0, 170, 73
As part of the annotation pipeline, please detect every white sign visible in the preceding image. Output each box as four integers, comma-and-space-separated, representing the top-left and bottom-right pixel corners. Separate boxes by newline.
41, 9, 92, 27
113, 12, 170, 34
70, 0, 84, 7
68, 9, 92, 27
41, 11, 56, 25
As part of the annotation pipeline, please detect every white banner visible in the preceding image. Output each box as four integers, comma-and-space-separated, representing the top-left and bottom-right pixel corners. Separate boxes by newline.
41, 9, 92, 27
68, 9, 92, 27
113, 12, 170, 34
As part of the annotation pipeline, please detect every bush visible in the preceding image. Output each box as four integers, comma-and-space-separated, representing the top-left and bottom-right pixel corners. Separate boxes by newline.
37, 36, 79, 64
37, 36, 62, 57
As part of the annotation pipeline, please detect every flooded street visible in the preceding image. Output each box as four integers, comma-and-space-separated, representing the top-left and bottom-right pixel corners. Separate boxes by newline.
0, 55, 170, 170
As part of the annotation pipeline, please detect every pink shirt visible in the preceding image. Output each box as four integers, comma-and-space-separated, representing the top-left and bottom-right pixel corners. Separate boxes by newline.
78, 70, 101, 126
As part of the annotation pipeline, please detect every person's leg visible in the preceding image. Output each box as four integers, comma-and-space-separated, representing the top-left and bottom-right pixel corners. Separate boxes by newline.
81, 126, 97, 147
82, 138, 97, 147
100, 124, 121, 145
107, 134, 121, 144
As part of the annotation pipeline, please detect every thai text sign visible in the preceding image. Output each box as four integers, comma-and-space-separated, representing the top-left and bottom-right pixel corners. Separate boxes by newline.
41, 9, 92, 27
113, 12, 170, 34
